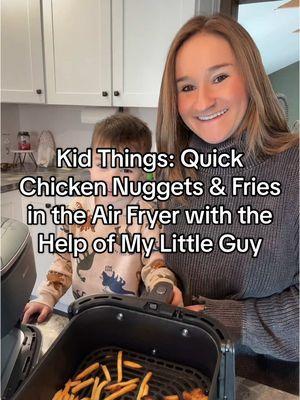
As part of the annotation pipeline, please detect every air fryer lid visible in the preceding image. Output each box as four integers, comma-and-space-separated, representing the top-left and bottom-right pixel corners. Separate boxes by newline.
1, 218, 29, 275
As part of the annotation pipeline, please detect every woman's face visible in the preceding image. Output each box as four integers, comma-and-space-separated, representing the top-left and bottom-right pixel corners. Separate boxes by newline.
175, 33, 249, 144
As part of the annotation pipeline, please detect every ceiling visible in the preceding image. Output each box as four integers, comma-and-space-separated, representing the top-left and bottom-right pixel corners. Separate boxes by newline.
238, 0, 299, 74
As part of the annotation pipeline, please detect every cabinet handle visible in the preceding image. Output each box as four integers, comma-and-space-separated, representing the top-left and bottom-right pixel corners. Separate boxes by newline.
45, 203, 52, 208
114, 91, 120, 96
102, 91, 108, 97
36, 89, 42, 94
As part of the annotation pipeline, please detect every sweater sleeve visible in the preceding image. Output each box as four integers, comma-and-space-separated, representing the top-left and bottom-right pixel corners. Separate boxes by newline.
32, 223, 73, 309
140, 211, 177, 292
197, 279, 299, 361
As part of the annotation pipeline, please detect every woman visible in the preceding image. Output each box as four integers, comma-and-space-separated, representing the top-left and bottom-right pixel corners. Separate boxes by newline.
157, 13, 299, 382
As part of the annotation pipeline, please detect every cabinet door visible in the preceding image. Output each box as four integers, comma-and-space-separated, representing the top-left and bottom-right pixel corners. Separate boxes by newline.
43, 0, 112, 106
112, 0, 195, 107
1, 0, 45, 103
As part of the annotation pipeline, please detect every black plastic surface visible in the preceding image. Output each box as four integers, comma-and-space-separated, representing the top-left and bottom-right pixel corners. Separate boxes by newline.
3, 325, 41, 400
1, 237, 36, 338
12, 296, 235, 400
69, 346, 210, 399
146, 282, 174, 304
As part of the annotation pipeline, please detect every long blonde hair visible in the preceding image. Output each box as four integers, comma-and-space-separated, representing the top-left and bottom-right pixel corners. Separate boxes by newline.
156, 14, 299, 181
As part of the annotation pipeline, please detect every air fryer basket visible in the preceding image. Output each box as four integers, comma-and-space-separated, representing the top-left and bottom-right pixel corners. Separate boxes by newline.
12, 295, 235, 400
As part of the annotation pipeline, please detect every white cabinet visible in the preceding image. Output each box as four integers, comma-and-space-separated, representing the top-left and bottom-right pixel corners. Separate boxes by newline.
1, 190, 23, 221
2, 0, 195, 107
1, 0, 45, 103
43, 0, 195, 107
112, 0, 195, 107
43, 0, 112, 106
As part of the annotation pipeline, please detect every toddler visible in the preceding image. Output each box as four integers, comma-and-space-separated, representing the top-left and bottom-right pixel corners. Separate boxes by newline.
23, 113, 181, 324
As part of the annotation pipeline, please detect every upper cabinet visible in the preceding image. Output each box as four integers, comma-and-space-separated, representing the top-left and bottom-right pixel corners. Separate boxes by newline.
1, 0, 196, 107
43, 0, 112, 106
1, 0, 45, 103
111, 0, 195, 107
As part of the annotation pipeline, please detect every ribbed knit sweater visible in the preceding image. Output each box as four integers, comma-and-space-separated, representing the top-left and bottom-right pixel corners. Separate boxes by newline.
164, 133, 299, 362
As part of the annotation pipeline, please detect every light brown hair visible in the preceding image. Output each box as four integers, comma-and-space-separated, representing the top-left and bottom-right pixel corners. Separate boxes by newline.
92, 112, 152, 154
156, 14, 299, 182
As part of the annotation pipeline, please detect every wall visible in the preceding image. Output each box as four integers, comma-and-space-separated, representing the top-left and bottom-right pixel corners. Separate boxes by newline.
1, 105, 158, 164
269, 61, 299, 129
1, 103, 20, 162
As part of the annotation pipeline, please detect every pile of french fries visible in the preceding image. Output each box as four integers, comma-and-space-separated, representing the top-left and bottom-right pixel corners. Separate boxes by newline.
51, 350, 208, 400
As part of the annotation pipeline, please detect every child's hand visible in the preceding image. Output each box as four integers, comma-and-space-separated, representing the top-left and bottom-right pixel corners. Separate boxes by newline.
171, 286, 184, 307
22, 302, 52, 324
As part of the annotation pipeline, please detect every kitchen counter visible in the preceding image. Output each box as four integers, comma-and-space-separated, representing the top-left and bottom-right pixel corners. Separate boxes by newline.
1, 164, 89, 193
34, 313, 298, 400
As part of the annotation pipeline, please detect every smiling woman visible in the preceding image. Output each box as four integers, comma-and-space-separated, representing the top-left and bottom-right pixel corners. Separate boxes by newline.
156, 13, 299, 392
175, 33, 249, 145
157, 13, 298, 182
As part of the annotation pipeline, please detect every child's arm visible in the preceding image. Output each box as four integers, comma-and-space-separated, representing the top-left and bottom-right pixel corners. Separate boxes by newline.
22, 223, 73, 324
32, 223, 73, 309
141, 257, 177, 292
140, 211, 177, 293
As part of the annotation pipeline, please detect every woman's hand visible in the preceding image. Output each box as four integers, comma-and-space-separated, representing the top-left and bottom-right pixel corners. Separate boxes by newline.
171, 286, 184, 307
22, 302, 52, 324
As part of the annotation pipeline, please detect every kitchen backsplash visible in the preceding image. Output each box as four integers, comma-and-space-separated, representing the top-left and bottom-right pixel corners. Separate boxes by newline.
1, 104, 158, 163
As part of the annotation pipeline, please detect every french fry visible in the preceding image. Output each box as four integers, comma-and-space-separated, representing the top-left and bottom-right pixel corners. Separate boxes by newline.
101, 365, 111, 382
143, 384, 149, 396
103, 383, 138, 400
123, 360, 143, 369
93, 380, 108, 400
117, 351, 123, 382
61, 379, 71, 395
62, 394, 70, 400
52, 389, 63, 400
75, 362, 99, 380
105, 378, 140, 391
69, 381, 81, 387
163, 396, 179, 400
91, 376, 100, 399
69, 395, 75, 400
72, 377, 94, 394
137, 372, 153, 400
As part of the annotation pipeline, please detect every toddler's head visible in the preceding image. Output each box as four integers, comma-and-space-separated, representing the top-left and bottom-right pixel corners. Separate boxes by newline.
91, 112, 151, 154
90, 113, 152, 200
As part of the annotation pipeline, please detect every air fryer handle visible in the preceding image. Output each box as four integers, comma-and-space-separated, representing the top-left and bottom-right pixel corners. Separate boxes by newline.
146, 282, 174, 304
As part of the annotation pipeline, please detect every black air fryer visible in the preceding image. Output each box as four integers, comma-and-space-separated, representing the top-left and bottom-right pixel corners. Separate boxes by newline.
1, 218, 41, 399
12, 295, 235, 400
